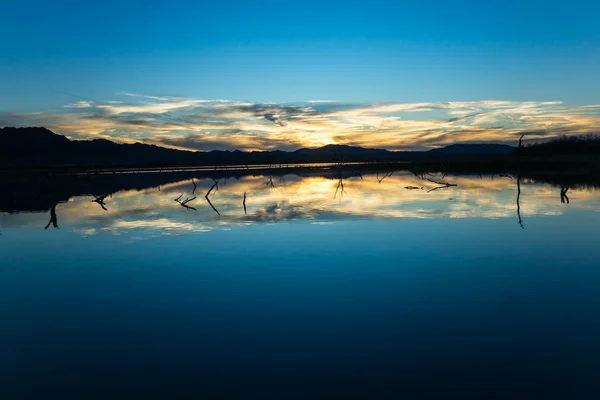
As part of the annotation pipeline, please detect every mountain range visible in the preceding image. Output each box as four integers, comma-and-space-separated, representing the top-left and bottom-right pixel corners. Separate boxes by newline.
0, 127, 516, 169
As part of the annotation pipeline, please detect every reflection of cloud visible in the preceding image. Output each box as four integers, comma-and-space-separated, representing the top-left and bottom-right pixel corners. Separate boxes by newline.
2, 96, 600, 150
3, 174, 600, 238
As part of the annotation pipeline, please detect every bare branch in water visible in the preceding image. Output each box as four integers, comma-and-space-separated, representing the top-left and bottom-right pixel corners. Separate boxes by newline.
560, 186, 570, 204
405, 186, 422, 190
174, 194, 183, 202
516, 133, 525, 229
377, 171, 393, 183
243, 192, 247, 215
334, 176, 346, 199
426, 178, 457, 193
499, 173, 514, 180
192, 179, 197, 195
266, 175, 275, 188
175, 195, 197, 211
517, 176, 524, 229
426, 178, 457, 187
92, 194, 109, 211
206, 181, 219, 198
45, 205, 59, 229
210, 178, 219, 192
205, 196, 220, 216
205, 181, 220, 215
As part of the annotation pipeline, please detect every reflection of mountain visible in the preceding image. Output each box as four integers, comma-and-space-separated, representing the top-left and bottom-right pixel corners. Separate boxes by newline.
2, 167, 599, 215
1, 127, 522, 169
0, 169, 362, 213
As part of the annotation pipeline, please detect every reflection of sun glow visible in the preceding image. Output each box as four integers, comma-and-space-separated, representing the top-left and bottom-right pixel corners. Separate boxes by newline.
3, 173, 600, 238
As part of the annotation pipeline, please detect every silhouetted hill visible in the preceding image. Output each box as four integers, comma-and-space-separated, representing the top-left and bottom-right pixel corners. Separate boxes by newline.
11, 127, 595, 170
0, 127, 415, 168
427, 143, 515, 155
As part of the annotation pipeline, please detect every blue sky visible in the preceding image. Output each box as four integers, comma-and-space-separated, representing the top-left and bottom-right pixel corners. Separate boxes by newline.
1, 0, 599, 149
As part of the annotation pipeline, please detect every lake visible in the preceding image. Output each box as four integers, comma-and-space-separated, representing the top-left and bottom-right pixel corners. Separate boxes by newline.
1, 170, 600, 398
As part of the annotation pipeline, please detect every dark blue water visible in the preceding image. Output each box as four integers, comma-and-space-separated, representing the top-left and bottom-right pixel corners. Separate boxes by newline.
1, 174, 599, 398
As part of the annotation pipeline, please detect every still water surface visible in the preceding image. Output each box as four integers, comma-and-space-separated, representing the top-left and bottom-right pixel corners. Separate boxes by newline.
1, 172, 599, 398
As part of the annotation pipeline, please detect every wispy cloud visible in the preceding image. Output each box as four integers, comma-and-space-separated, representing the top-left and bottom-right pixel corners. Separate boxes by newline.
2, 95, 600, 151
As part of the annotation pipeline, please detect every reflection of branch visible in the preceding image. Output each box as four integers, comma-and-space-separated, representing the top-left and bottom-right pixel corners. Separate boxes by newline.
210, 178, 219, 192
92, 194, 109, 211
205, 181, 220, 215
516, 133, 525, 229
45, 205, 59, 229
334, 176, 345, 199
205, 196, 220, 216
560, 186, 570, 204
266, 175, 275, 188
206, 181, 219, 198
517, 176, 524, 229
426, 178, 456, 186
499, 173, 514, 180
425, 178, 457, 193
243, 192, 247, 215
175, 195, 197, 210
377, 171, 393, 183
192, 179, 197, 195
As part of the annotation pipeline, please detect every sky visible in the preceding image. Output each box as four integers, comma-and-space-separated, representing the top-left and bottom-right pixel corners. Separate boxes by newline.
1, 0, 599, 150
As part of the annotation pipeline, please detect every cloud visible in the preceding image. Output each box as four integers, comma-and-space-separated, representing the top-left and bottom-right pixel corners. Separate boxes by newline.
2, 95, 599, 151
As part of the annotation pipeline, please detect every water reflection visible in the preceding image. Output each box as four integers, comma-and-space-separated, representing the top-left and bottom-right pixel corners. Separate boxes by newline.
1, 170, 599, 238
